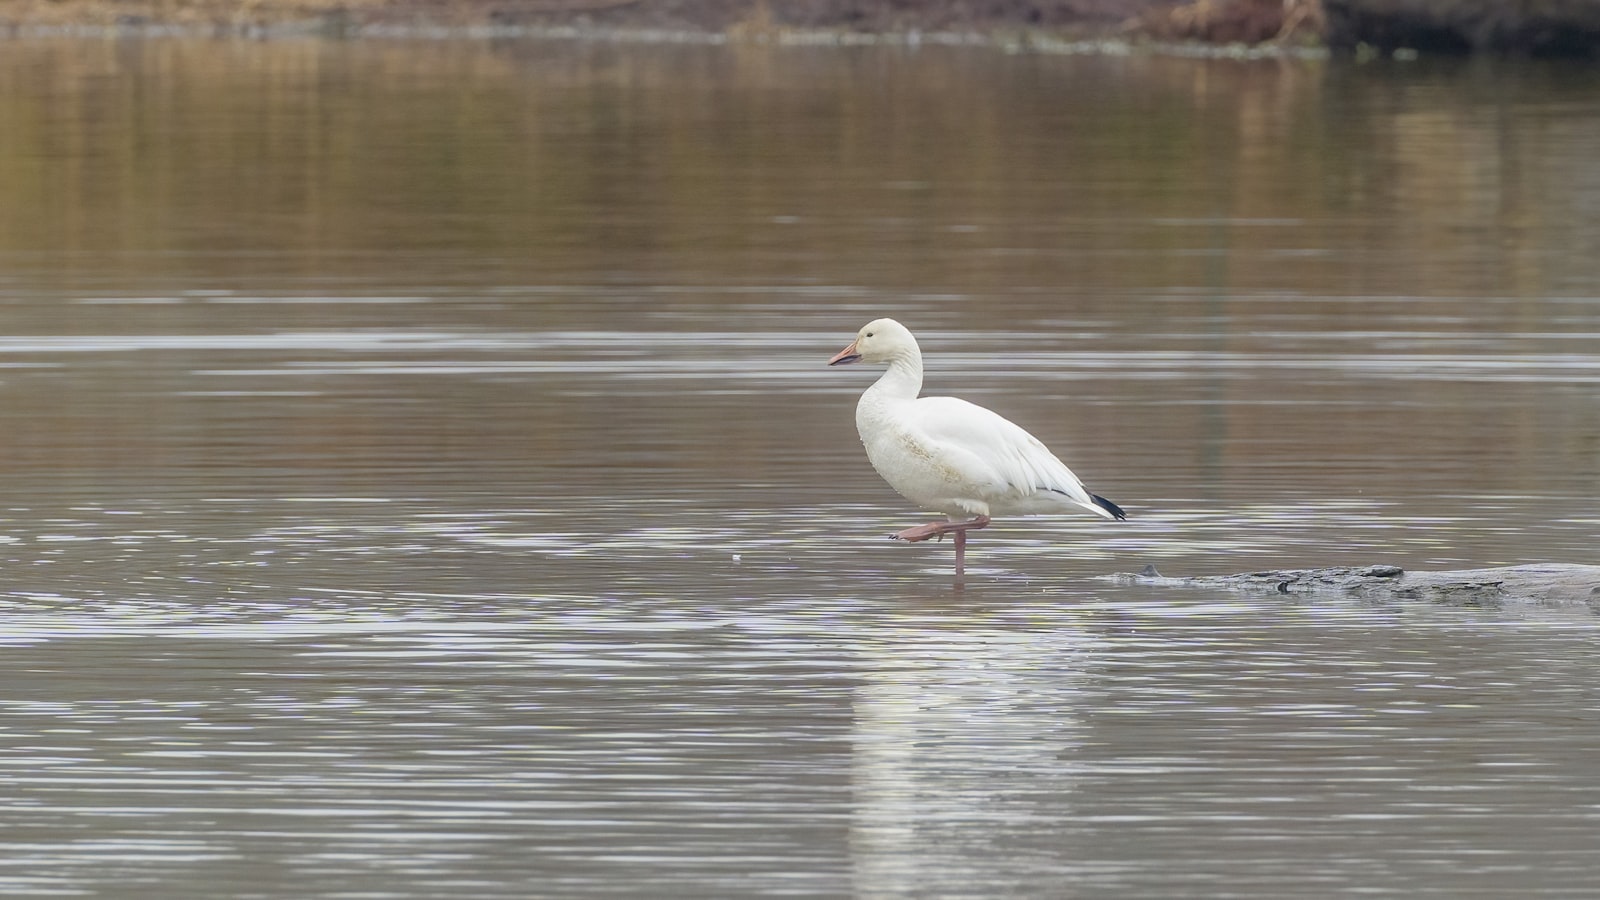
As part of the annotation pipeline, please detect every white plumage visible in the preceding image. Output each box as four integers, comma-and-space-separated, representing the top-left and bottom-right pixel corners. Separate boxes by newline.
829, 317, 1124, 573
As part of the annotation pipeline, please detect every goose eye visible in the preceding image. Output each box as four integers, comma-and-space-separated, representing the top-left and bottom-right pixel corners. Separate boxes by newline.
865, 331, 874, 337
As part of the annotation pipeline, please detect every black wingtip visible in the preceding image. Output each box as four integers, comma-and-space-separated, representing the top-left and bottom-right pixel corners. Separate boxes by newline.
1092, 494, 1127, 521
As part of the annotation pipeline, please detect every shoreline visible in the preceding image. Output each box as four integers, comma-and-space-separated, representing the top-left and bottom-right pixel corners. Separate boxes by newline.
8, 2, 1598, 57
0, 20, 1331, 60
0, 0, 1335, 56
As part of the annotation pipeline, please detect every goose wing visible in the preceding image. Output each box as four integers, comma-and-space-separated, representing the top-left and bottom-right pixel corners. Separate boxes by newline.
904, 396, 1114, 518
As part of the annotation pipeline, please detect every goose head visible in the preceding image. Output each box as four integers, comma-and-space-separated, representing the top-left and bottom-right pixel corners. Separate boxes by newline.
828, 318, 920, 366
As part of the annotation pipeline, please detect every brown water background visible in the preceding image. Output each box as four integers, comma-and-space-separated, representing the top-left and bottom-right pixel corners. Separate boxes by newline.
1, 38, 1599, 897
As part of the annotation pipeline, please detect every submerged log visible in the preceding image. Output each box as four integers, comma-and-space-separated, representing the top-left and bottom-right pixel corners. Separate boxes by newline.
1323, 0, 1600, 56
1109, 563, 1600, 607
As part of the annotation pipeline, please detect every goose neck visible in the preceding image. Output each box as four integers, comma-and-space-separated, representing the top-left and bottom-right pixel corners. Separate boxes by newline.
866, 352, 922, 403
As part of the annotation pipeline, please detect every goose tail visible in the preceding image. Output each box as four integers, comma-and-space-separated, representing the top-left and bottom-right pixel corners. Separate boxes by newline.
1091, 493, 1128, 521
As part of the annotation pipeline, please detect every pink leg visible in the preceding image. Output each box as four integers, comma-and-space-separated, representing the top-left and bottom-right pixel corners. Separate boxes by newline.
891, 516, 991, 576
890, 515, 990, 543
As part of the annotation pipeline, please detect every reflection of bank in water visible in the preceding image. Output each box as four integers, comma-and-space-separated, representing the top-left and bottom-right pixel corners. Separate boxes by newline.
848, 618, 1104, 895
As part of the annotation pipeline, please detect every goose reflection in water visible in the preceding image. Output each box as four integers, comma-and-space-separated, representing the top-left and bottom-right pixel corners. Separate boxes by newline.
847, 608, 1102, 894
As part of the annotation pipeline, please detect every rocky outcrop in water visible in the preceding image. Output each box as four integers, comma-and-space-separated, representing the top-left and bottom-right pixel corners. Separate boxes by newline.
1323, 0, 1600, 55
1110, 563, 1600, 607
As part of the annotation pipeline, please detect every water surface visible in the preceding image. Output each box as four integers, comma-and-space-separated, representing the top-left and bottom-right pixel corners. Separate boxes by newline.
1, 38, 1599, 897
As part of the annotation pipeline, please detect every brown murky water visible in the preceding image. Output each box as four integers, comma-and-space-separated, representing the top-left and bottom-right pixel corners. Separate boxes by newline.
2, 38, 1599, 897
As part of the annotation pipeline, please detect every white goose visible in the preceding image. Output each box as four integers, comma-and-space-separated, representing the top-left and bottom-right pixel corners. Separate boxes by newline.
829, 318, 1125, 575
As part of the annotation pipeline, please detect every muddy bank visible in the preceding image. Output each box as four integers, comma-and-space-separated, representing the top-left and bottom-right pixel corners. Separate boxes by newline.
1109, 564, 1600, 608
0, 0, 1323, 46
6, 0, 1600, 54
0, 0, 1156, 33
